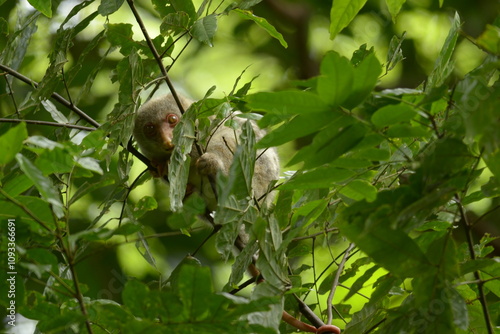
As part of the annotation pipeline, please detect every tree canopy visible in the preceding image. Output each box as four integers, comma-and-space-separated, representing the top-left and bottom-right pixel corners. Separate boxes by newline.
0, 0, 499, 333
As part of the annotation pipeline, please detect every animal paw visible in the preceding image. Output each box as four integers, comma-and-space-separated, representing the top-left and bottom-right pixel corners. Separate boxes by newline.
196, 153, 224, 176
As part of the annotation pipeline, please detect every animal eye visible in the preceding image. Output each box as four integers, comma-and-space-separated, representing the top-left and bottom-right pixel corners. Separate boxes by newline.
143, 122, 156, 137
166, 114, 179, 125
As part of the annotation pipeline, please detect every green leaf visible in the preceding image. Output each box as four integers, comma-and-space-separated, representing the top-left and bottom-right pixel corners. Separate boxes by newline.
16, 153, 64, 218
257, 109, 343, 148
0, 122, 27, 165
234, 9, 288, 48
477, 24, 500, 54
167, 194, 205, 230
106, 23, 135, 56
426, 12, 460, 92
98, 0, 124, 16
317, 51, 354, 106
122, 280, 151, 319
386, 0, 406, 22
0, 195, 57, 231
344, 51, 382, 108
339, 193, 430, 277
288, 122, 366, 168
329, 0, 368, 40
0, 17, 8, 34
132, 196, 158, 219
161, 12, 191, 35
168, 104, 196, 212
280, 166, 355, 190
247, 91, 330, 115
41, 100, 68, 123
190, 14, 217, 47
386, 124, 430, 138
386, 32, 406, 71
339, 179, 377, 202
75, 157, 103, 175
371, 103, 417, 128
153, 0, 197, 20
27, 0, 52, 17
343, 265, 379, 301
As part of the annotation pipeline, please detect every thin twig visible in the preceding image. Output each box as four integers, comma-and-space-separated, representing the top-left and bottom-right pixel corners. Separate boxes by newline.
125, 0, 185, 114
0, 64, 100, 128
0, 188, 54, 233
455, 195, 494, 334
0, 117, 96, 131
327, 243, 355, 325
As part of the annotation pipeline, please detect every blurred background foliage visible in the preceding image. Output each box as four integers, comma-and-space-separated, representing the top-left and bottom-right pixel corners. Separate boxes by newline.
0, 0, 499, 332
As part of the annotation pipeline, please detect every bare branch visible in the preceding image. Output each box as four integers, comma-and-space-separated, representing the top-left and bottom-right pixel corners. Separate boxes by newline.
327, 243, 355, 325
125, 0, 185, 114
0, 64, 100, 128
0, 118, 96, 131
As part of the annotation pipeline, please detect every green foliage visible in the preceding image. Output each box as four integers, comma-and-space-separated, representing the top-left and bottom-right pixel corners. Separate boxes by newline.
0, 1, 499, 334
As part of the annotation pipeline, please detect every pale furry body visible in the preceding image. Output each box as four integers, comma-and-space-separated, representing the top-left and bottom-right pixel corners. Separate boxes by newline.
133, 94, 280, 210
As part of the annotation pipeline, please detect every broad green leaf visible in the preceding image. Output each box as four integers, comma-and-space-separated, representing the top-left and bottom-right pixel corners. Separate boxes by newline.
339, 179, 377, 202
386, 0, 406, 22
0, 195, 56, 231
2, 173, 32, 197
247, 91, 329, 115
426, 12, 460, 92
106, 23, 135, 55
152, 0, 197, 20
477, 24, 500, 54
257, 109, 343, 148
288, 122, 366, 168
15, 153, 64, 218
190, 14, 217, 47
317, 51, 354, 106
35, 146, 74, 175
132, 196, 158, 219
215, 121, 258, 258
339, 205, 430, 278
234, 9, 288, 48
122, 280, 151, 319
98, 0, 124, 16
41, 100, 68, 123
161, 12, 191, 35
167, 194, 205, 230
329, 0, 368, 40
227, 240, 260, 288
27, 0, 52, 17
371, 103, 417, 128
344, 51, 382, 108
1, 11, 40, 72
0, 122, 27, 165
75, 157, 103, 175
386, 124, 430, 138
280, 166, 355, 190
168, 104, 196, 211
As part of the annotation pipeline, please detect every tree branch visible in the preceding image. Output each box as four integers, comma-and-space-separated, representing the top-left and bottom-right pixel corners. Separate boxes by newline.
327, 243, 355, 325
0, 118, 96, 131
0, 64, 100, 128
455, 194, 494, 334
125, 0, 185, 114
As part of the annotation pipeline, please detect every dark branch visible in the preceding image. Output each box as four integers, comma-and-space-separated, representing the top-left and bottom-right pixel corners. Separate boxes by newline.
0, 64, 100, 128
0, 118, 96, 131
125, 0, 185, 115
